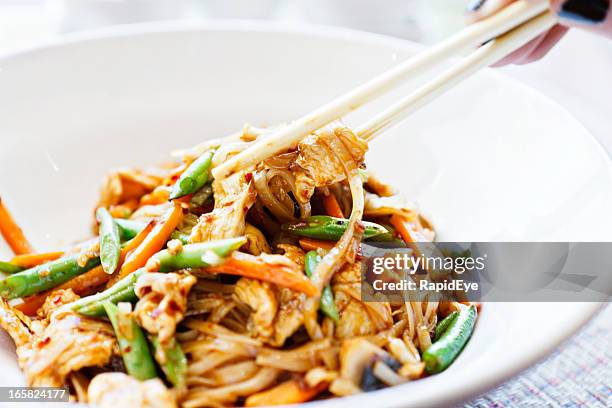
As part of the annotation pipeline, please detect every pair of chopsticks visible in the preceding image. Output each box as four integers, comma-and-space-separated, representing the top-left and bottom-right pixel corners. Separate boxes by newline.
212, 0, 557, 180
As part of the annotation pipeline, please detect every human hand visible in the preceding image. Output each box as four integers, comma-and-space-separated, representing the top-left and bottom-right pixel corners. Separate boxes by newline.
467, 0, 611, 65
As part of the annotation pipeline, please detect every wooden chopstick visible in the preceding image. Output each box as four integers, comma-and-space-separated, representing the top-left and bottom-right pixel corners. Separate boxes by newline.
211, 0, 552, 180
357, 9, 557, 140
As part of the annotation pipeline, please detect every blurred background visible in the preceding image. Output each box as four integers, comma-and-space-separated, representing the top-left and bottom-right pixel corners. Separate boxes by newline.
0, 0, 611, 156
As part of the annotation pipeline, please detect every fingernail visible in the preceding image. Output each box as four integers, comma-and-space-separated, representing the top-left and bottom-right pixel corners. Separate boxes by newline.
559, 0, 610, 24
466, 0, 487, 13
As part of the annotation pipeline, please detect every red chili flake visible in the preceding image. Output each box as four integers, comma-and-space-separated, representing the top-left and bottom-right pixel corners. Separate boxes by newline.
53, 295, 62, 304
245, 172, 253, 182
123, 346, 132, 353
38, 337, 51, 348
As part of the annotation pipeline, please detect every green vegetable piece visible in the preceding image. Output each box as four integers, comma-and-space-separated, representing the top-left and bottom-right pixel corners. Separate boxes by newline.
282, 215, 389, 241
150, 336, 187, 389
305, 251, 339, 322
154, 237, 247, 272
114, 219, 147, 241
0, 261, 24, 275
70, 269, 144, 317
170, 150, 215, 200
434, 311, 459, 341
102, 301, 157, 381
0, 254, 100, 299
424, 306, 477, 374
97, 208, 121, 274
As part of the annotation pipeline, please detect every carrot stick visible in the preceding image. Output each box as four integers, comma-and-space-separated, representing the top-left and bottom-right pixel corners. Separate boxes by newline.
113, 202, 183, 282
207, 253, 317, 296
389, 214, 415, 244
15, 227, 153, 315
140, 186, 170, 206
11, 251, 64, 268
245, 379, 327, 407
0, 198, 33, 255
322, 193, 344, 218
299, 238, 335, 252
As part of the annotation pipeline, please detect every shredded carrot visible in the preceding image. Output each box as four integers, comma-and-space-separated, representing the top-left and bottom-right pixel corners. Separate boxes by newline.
113, 201, 183, 282
0, 198, 33, 255
245, 379, 327, 407
323, 193, 344, 218
10, 251, 64, 268
140, 186, 170, 206
207, 253, 318, 296
299, 238, 335, 252
109, 200, 139, 219
389, 214, 415, 244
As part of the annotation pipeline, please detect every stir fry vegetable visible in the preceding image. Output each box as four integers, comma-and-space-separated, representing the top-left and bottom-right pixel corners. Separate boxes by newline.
169, 150, 214, 200
0, 254, 101, 299
103, 301, 157, 381
424, 305, 477, 374
150, 336, 187, 390
96, 207, 122, 274
305, 251, 339, 322
0, 198, 33, 255
0, 261, 23, 275
283, 215, 389, 241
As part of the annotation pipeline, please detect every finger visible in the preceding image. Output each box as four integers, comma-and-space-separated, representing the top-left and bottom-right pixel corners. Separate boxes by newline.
490, 31, 548, 66
516, 24, 569, 64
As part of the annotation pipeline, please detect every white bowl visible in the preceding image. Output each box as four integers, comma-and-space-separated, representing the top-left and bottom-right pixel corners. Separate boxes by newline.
0, 22, 610, 407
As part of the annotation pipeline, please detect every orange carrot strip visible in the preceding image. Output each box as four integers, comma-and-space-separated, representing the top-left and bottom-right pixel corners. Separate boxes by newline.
389, 214, 415, 244
10, 251, 64, 268
299, 238, 335, 252
114, 202, 183, 281
0, 198, 33, 255
207, 254, 317, 296
140, 186, 171, 206
323, 193, 344, 218
245, 380, 327, 407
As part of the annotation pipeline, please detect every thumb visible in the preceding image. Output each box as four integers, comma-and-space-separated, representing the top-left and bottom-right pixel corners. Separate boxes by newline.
552, 0, 612, 37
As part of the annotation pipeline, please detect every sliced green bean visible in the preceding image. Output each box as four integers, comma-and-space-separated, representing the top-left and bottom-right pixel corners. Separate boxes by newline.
115, 218, 189, 244
97, 208, 121, 274
305, 251, 339, 322
103, 301, 157, 381
282, 215, 389, 241
69, 269, 144, 317
170, 150, 215, 200
434, 311, 459, 341
0, 261, 23, 275
0, 254, 100, 299
424, 305, 477, 374
150, 335, 187, 389
115, 218, 147, 241
155, 237, 246, 272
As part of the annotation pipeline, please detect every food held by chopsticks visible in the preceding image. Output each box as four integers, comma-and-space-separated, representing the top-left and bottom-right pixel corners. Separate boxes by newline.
0, 122, 478, 407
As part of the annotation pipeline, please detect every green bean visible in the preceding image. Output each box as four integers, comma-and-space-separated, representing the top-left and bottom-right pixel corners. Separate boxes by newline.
155, 237, 247, 272
169, 150, 215, 200
305, 251, 339, 322
102, 301, 157, 381
282, 215, 389, 241
0, 254, 100, 299
115, 218, 190, 244
150, 335, 187, 389
423, 306, 477, 374
0, 261, 23, 275
97, 208, 121, 274
434, 311, 459, 341
69, 269, 143, 317
115, 218, 146, 240
190, 183, 213, 211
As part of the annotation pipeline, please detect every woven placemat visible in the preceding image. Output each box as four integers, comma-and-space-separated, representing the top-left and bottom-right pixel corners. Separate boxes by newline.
465, 304, 611, 407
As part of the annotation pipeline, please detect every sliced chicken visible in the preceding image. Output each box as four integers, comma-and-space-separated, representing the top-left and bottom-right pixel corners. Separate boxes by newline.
134, 272, 196, 345
88, 372, 177, 408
